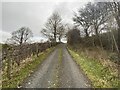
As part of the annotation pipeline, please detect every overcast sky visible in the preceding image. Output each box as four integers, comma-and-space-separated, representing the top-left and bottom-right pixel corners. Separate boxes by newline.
0, 0, 94, 43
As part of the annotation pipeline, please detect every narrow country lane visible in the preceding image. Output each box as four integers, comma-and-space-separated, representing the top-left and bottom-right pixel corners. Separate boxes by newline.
59, 45, 91, 88
21, 44, 91, 88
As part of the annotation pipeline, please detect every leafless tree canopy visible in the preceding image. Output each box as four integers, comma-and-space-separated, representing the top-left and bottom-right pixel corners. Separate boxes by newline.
69, 2, 119, 54
8, 27, 33, 45
41, 12, 65, 42
73, 2, 111, 37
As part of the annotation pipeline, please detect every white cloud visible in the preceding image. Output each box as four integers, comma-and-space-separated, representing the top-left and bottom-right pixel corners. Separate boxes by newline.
0, 30, 11, 43
1, 1, 91, 43
2, 2, 56, 36
30, 36, 48, 43
2, 0, 94, 2
54, 2, 86, 24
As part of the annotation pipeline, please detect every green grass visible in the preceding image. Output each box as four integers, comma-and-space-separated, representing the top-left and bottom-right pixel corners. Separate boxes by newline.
2, 47, 55, 88
68, 48, 119, 88
58, 47, 62, 65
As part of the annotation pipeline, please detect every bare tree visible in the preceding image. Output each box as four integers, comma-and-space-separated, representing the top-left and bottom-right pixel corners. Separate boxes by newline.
110, 2, 119, 52
73, 2, 93, 37
73, 2, 110, 36
90, 2, 110, 36
110, 2, 120, 30
41, 12, 64, 42
106, 2, 120, 53
10, 27, 33, 45
73, 2, 111, 48
57, 25, 66, 42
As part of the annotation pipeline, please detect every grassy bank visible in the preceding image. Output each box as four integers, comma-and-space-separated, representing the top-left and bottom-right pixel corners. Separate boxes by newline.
68, 48, 119, 88
2, 47, 55, 88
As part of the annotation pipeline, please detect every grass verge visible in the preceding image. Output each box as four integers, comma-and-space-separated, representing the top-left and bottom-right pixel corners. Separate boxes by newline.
68, 48, 119, 88
2, 47, 55, 88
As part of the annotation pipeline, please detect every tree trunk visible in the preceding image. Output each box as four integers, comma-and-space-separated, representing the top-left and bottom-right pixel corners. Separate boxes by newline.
20, 31, 24, 45
54, 22, 57, 43
54, 33, 56, 43
59, 37, 61, 42
118, 28, 120, 52
99, 35, 103, 50
95, 28, 99, 36
92, 35, 95, 47
111, 29, 119, 53
85, 28, 89, 37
